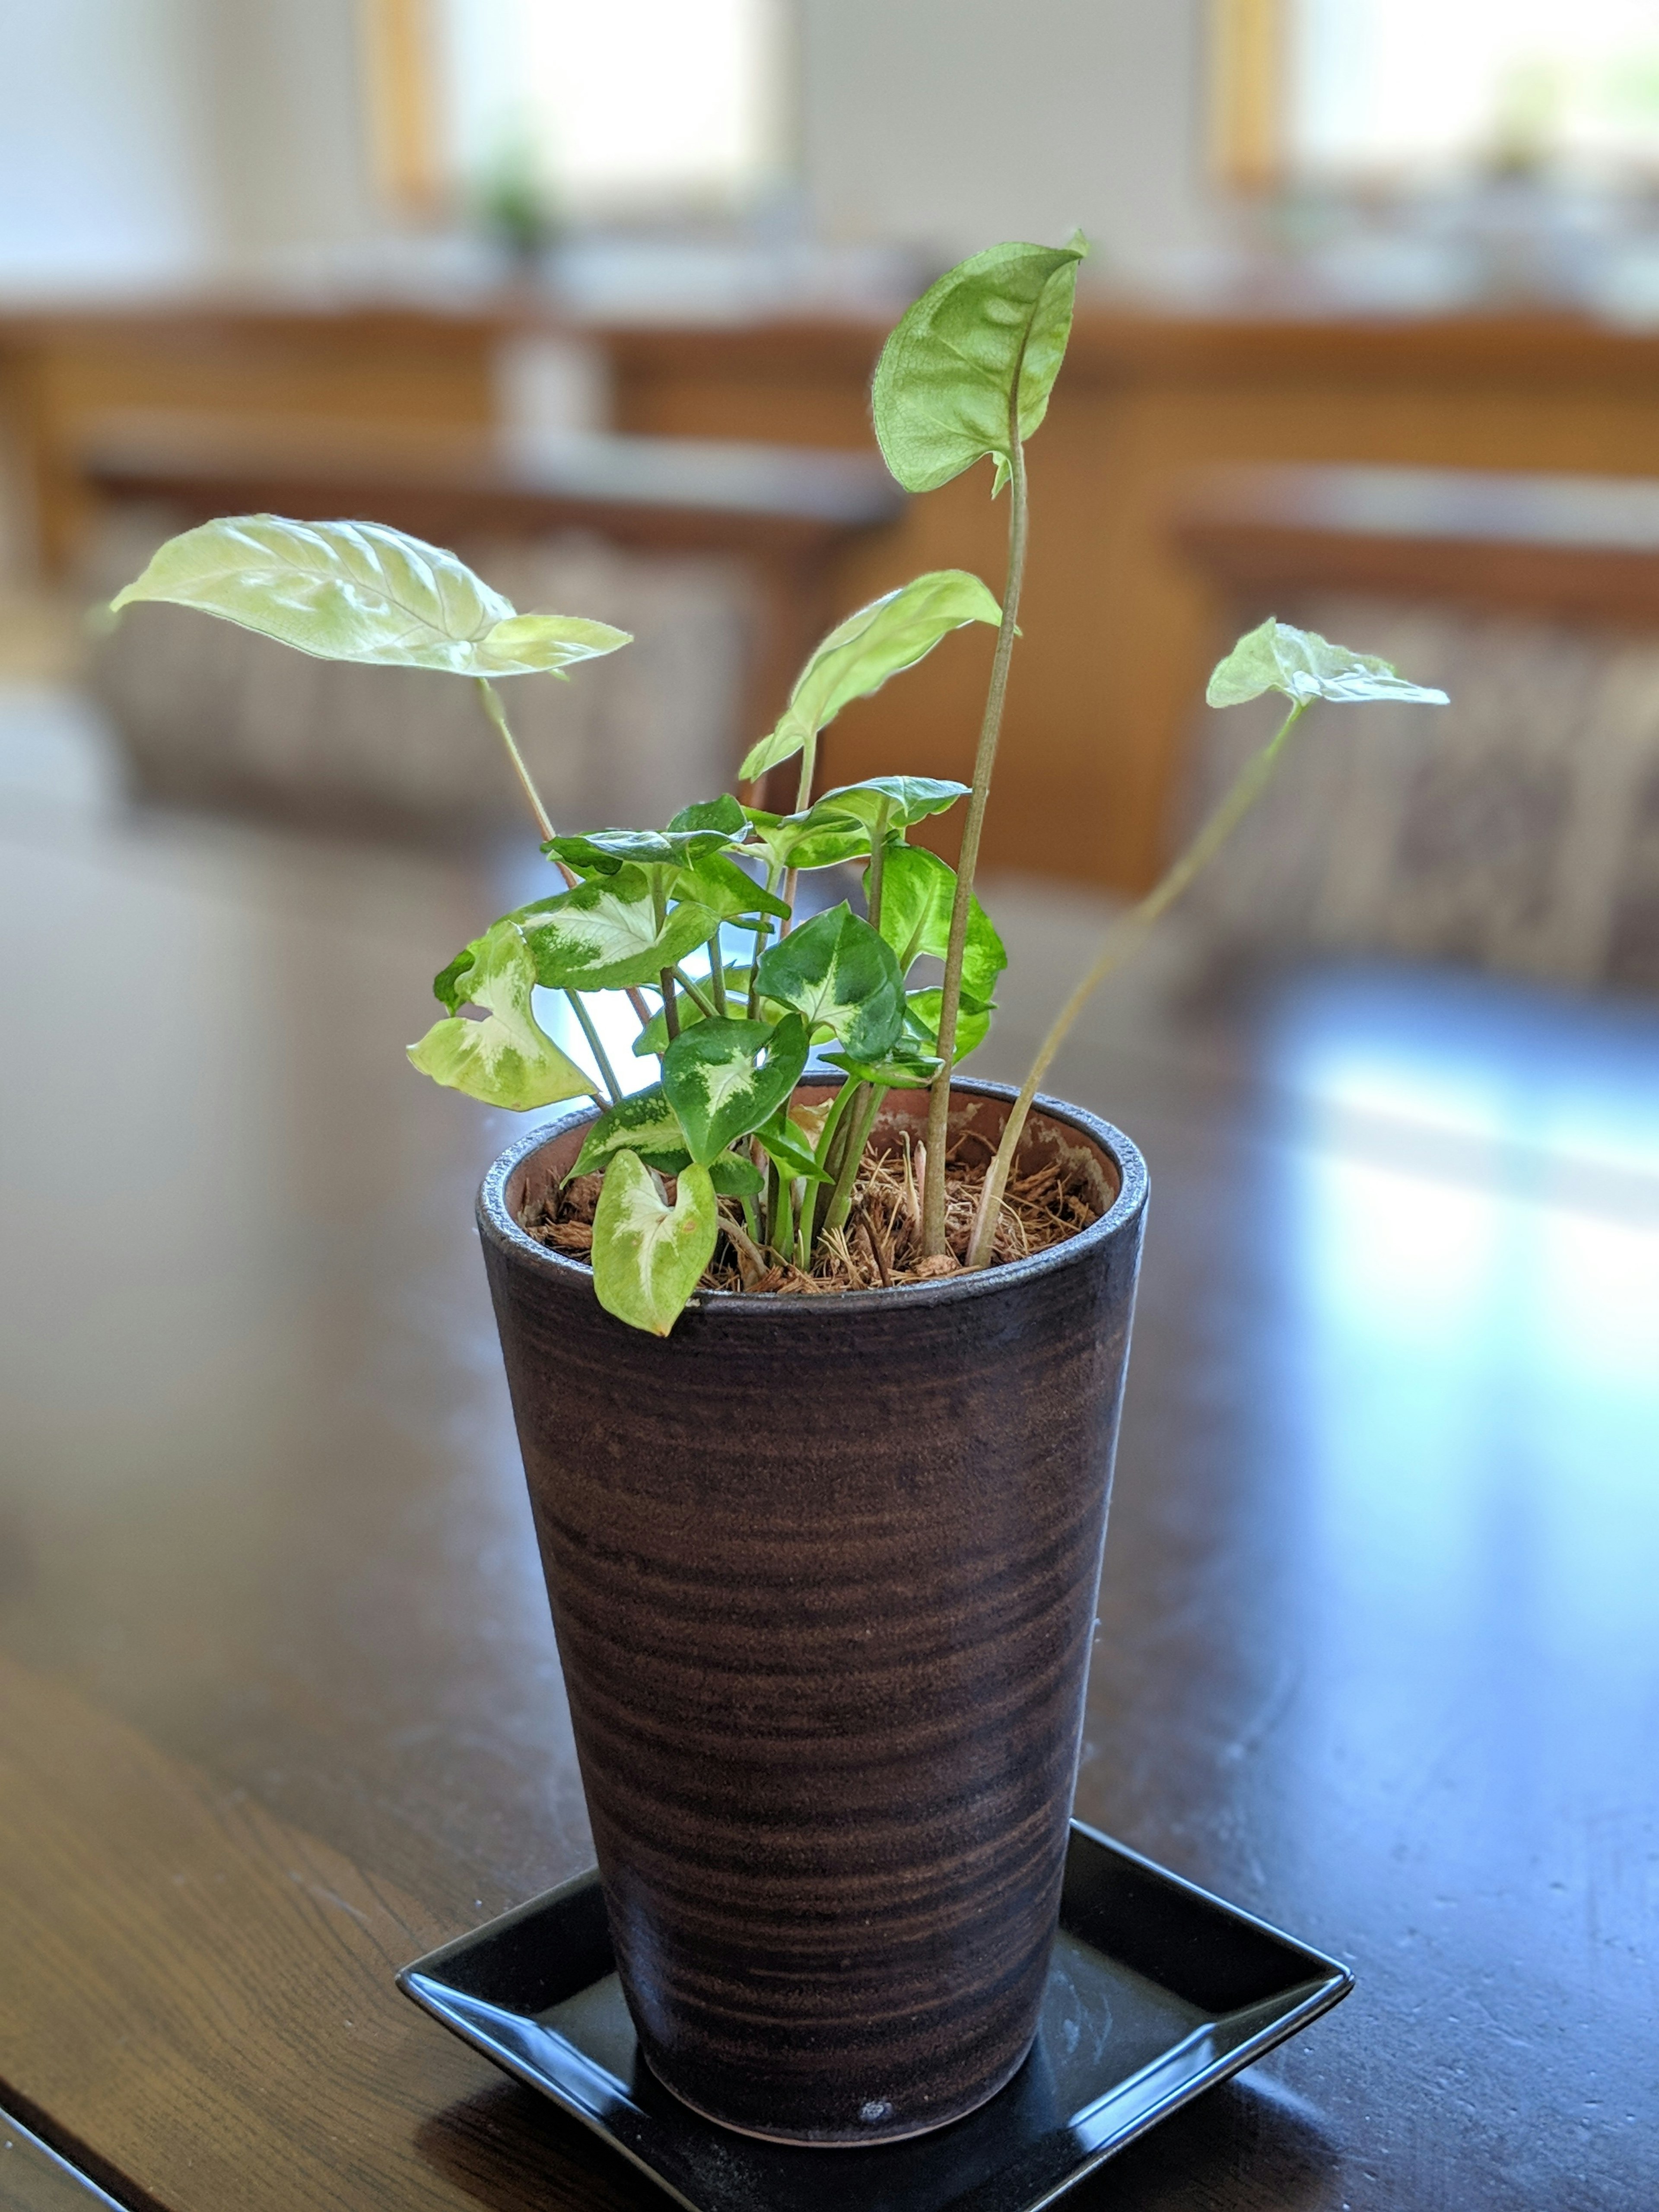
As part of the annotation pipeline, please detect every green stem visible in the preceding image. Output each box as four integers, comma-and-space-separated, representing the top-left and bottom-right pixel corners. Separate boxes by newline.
475, 677, 554, 843
709, 935, 728, 1015
669, 966, 718, 1021
795, 1076, 859, 1262
865, 827, 890, 934
659, 969, 680, 1043
823, 1085, 887, 1238
779, 734, 817, 939
747, 865, 785, 1018
922, 392, 1030, 1254
566, 991, 623, 1105
964, 699, 1309, 1269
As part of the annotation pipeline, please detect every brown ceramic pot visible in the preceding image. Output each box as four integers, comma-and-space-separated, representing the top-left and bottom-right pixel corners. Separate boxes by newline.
477, 1077, 1147, 2147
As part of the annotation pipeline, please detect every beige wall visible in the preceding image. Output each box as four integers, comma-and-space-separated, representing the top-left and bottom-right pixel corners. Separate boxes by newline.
795, 0, 1215, 286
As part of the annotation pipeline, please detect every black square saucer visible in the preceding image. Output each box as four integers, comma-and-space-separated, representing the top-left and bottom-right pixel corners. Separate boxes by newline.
398, 1820, 1352, 2212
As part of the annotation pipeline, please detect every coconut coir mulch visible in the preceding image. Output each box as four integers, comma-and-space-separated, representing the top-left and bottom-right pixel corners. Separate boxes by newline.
520, 1134, 1100, 1297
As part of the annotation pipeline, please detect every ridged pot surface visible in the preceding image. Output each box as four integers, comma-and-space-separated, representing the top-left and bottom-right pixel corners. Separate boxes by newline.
478, 1078, 1147, 2146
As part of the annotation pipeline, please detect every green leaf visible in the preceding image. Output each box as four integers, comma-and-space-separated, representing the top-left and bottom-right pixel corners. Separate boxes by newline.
823, 1048, 941, 1088
511, 867, 719, 992
407, 920, 595, 1110
591, 1152, 718, 1336
544, 826, 734, 874
707, 1151, 765, 1199
110, 515, 631, 675
808, 775, 969, 837
738, 571, 1001, 781
667, 794, 749, 835
739, 807, 870, 875
570, 1084, 691, 1177
672, 851, 789, 922
755, 903, 905, 1061
1207, 619, 1451, 710
903, 987, 993, 1066
877, 843, 1007, 998
630, 970, 784, 1057
872, 235, 1087, 496
753, 1113, 833, 1185
661, 1014, 810, 1166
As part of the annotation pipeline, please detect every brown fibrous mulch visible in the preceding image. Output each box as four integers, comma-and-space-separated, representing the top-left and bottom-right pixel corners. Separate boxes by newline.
519, 1132, 1100, 1297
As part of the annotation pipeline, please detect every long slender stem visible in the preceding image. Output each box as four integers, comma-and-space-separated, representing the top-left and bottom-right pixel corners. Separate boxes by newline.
795, 1074, 859, 1261
921, 395, 1030, 1253
659, 969, 680, 1043
476, 678, 554, 842
473, 677, 652, 1029
779, 732, 818, 938
964, 699, 1309, 1269
669, 966, 718, 1021
823, 1084, 887, 1238
709, 935, 728, 1015
566, 991, 623, 1104
865, 820, 891, 933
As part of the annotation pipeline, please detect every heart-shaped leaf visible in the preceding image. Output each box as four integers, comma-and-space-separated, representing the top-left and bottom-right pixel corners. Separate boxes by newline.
111, 516, 631, 675
672, 852, 790, 923
570, 1084, 692, 1177
872, 236, 1087, 496
740, 807, 871, 875
823, 1048, 941, 1088
511, 867, 719, 992
591, 1152, 718, 1336
807, 775, 969, 838
903, 987, 992, 1066
1207, 619, 1451, 710
755, 904, 904, 1062
739, 572, 1002, 782
408, 921, 595, 1109
876, 843, 1007, 998
544, 826, 735, 874
753, 1113, 833, 1185
707, 1151, 765, 1198
662, 1014, 810, 1166
667, 794, 750, 835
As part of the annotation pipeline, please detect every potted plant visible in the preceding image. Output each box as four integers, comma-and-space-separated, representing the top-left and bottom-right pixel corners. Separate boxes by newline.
111, 238, 1445, 2148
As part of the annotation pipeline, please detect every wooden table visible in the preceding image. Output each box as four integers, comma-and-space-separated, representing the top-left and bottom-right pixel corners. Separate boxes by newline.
1, 757, 1656, 2208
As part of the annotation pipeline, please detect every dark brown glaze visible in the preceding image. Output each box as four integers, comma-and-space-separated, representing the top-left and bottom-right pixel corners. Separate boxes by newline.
476, 1078, 1147, 2147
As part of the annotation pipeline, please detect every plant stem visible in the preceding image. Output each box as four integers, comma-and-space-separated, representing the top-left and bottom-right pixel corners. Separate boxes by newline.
964, 698, 1309, 1269
823, 1084, 887, 1237
659, 969, 680, 1043
565, 991, 623, 1104
795, 1075, 859, 1260
865, 826, 890, 933
921, 393, 1030, 1253
709, 934, 728, 1014
747, 864, 785, 1018
669, 966, 718, 1020
474, 677, 653, 1030
475, 677, 554, 842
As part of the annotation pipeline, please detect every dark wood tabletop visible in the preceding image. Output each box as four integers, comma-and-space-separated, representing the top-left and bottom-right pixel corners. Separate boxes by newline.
2, 760, 1656, 2210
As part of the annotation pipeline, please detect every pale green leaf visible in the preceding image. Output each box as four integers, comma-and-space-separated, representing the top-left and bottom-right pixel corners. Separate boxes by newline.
903, 986, 993, 1066
591, 1152, 718, 1336
823, 1048, 941, 1088
512, 866, 719, 992
877, 843, 1006, 998
871, 235, 1087, 496
754, 903, 904, 1061
672, 852, 789, 922
407, 920, 595, 1110
570, 1084, 691, 1177
1207, 618, 1451, 710
543, 825, 734, 874
110, 515, 631, 675
661, 1014, 810, 1166
666, 794, 750, 835
807, 775, 969, 837
738, 571, 1001, 781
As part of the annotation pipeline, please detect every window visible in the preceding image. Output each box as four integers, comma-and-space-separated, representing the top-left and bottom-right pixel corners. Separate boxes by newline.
1287, 0, 1659, 184
429, 0, 788, 219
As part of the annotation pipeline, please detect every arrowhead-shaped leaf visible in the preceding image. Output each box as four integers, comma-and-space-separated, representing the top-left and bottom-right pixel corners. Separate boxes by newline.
511, 866, 719, 992
570, 1084, 693, 1177
755, 904, 905, 1061
667, 794, 750, 835
544, 826, 735, 874
739, 571, 1001, 781
408, 920, 595, 1109
661, 1014, 810, 1166
110, 516, 631, 675
823, 1048, 941, 1088
877, 843, 1007, 999
1207, 619, 1450, 710
872, 236, 1087, 496
903, 986, 993, 1066
707, 1151, 765, 1198
753, 1113, 833, 1184
671, 852, 790, 923
591, 1152, 718, 1336
807, 775, 969, 839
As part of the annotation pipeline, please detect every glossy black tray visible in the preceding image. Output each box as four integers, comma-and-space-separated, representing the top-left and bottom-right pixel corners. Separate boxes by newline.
398, 1820, 1352, 2212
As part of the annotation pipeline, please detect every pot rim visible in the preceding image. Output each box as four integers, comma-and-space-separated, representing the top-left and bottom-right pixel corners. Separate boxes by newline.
477, 1074, 1148, 1322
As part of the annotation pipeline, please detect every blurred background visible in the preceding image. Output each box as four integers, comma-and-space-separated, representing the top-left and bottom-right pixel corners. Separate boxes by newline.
3, 13, 1659, 2206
